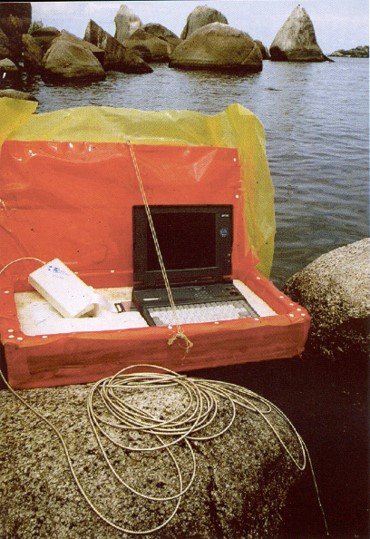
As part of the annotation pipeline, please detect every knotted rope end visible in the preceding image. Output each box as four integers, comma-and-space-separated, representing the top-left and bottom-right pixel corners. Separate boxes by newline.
167, 329, 193, 354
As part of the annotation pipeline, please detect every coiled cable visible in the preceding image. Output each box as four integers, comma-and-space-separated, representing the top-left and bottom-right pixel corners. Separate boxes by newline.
1, 364, 329, 535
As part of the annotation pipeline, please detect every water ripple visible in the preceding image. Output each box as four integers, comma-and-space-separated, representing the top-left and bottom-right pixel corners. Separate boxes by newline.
16, 58, 369, 286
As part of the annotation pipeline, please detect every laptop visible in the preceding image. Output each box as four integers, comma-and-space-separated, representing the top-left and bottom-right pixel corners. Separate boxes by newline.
132, 204, 258, 326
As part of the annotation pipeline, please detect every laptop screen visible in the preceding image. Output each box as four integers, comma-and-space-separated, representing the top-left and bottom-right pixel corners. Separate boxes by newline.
133, 205, 233, 286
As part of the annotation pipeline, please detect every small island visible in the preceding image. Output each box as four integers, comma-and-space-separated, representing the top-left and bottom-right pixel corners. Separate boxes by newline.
329, 45, 369, 58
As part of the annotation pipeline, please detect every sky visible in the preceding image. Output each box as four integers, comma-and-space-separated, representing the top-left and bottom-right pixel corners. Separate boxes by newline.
31, 1, 369, 54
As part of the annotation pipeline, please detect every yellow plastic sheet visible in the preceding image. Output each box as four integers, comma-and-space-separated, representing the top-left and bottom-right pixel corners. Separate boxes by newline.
0, 99, 275, 276
0, 97, 37, 146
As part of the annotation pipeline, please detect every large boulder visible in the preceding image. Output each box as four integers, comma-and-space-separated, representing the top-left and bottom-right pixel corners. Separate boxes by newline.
29, 26, 61, 53
124, 28, 171, 61
0, 57, 21, 86
0, 373, 304, 537
142, 23, 181, 52
0, 27, 11, 60
181, 5, 228, 39
114, 4, 142, 42
0, 2, 31, 62
0, 57, 18, 72
84, 19, 152, 74
270, 5, 328, 62
42, 35, 106, 83
170, 22, 263, 73
56, 30, 105, 65
255, 39, 270, 60
284, 239, 370, 361
21, 34, 43, 73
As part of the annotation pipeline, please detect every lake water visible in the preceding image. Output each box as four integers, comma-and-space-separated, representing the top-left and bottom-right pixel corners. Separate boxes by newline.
20, 58, 369, 286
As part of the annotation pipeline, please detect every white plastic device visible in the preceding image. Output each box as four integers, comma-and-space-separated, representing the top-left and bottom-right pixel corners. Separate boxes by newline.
28, 258, 95, 318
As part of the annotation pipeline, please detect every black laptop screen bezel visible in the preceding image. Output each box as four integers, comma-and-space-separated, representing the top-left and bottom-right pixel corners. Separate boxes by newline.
133, 205, 233, 286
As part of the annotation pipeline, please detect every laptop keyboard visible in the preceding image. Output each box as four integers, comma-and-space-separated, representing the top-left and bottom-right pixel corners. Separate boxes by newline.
148, 300, 258, 326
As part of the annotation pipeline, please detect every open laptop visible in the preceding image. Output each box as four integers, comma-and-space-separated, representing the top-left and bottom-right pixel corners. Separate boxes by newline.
132, 205, 258, 326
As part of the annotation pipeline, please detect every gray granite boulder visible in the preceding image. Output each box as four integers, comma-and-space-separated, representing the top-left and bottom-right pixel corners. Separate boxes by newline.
270, 5, 328, 62
0, 57, 21, 85
284, 239, 370, 360
142, 23, 181, 52
0, 2, 31, 62
29, 26, 61, 53
0, 57, 18, 72
170, 22, 263, 73
84, 19, 152, 74
42, 35, 106, 82
114, 4, 142, 42
124, 28, 171, 61
255, 39, 270, 60
56, 30, 105, 65
0, 376, 304, 538
181, 5, 228, 39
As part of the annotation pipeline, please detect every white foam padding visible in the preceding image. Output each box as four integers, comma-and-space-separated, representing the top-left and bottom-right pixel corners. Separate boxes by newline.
233, 279, 277, 317
15, 287, 148, 336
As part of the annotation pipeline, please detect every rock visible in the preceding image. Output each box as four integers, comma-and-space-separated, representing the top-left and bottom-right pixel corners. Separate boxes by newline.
181, 5, 228, 39
21, 34, 43, 73
114, 4, 142, 42
124, 28, 171, 61
142, 23, 181, 52
0, 57, 18, 72
0, 27, 11, 60
0, 2, 31, 62
329, 45, 369, 58
57, 30, 105, 65
30, 26, 60, 53
170, 22, 263, 73
42, 35, 106, 83
255, 39, 270, 60
0, 374, 304, 538
284, 239, 370, 361
0, 57, 21, 86
270, 5, 329, 62
0, 88, 37, 101
84, 19, 152, 74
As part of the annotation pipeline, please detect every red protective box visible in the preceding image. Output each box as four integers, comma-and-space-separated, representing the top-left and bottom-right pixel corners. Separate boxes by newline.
0, 141, 309, 388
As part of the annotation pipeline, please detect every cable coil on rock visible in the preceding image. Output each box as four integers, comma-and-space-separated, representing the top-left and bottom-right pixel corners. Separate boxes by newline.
0, 364, 329, 536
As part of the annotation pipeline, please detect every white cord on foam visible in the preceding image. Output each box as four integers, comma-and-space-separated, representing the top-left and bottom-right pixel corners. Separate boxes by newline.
0, 364, 329, 536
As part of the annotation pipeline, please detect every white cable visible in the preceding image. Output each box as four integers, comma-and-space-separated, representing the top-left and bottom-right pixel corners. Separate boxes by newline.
0, 257, 46, 277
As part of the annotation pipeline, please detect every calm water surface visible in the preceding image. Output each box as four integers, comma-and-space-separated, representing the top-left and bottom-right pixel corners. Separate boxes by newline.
22, 58, 369, 286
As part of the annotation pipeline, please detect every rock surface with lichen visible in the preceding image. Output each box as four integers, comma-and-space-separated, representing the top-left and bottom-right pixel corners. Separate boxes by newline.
170, 22, 263, 73
284, 238, 370, 360
181, 5, 228, 40
0, 377, 304, 538
269, 5, 329, 62
84, 19, 152, 74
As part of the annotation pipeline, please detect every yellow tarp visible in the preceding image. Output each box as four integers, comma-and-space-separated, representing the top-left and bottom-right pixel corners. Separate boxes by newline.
0, 99, 275, 276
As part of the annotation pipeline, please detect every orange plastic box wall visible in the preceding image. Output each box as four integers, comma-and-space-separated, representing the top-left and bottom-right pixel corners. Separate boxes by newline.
0, 141, 310, 388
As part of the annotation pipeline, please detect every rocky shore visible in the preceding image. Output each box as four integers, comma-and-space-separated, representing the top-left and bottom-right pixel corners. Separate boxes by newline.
329, 45, 369, 58
2, 2, 364, 95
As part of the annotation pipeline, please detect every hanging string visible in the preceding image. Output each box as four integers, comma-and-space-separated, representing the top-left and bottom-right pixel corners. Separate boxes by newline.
127, 141, 193, 353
